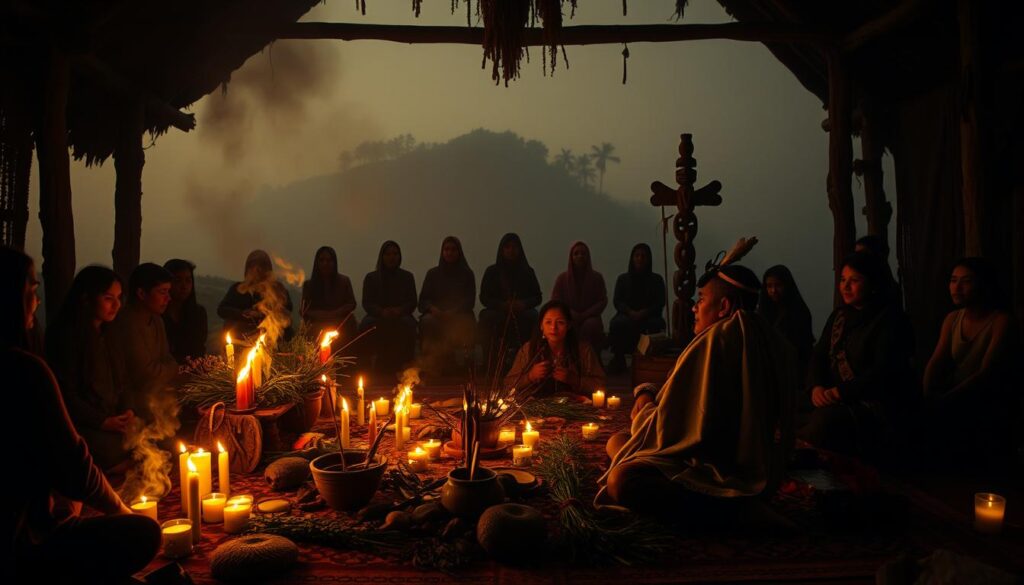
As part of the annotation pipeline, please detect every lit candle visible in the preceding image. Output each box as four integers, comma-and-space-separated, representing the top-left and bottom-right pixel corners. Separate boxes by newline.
192, 448, 212, 498
223, 497, 252, 534
405, 386, 413, 411
974, 493, 1006, 534
161, 519, 193, 559
522, 421, 539, 448
394, 405, 406, 450
498, 426, 516, 447
357, 376, 365, 425
217, 441, 230, 496
375, 397, 390, 416
607, 395, 621, 410
177, 443, 190, 512
367, 406, 377, 446
201, 492, 227, 523
592, 389, 606, 408
407, 446, 429, 472
409, 403, 422, 419
400, 426, 411, 445
340, 398, 350, 449
186, 456, 201, 543
582, 423, 600, 441
512, 445, 533, 466
225, 333, 234, 368
236, 348, 256, 410
319, 330, 339, 364
421, 439, 442, 460
130, 495, 158, 522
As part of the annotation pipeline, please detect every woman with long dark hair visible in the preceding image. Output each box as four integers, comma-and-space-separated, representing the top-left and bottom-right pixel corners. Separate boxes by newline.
2, 248, 159, 583
607, 243, 666, 374
418, 236, 476, 374
551, 241, 608, 354
46, 266, 136, 471
301, 246, 357, 342
359, 241, 417, 373
504, 300, 605, 397
478, 233, 543, 359
163, 258, 208, 363
757, 265, 814, 375
798, 252, 914, 456
217, 249, 294, 341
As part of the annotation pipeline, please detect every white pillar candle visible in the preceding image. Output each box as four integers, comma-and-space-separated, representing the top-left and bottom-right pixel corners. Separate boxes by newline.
582, 423, 600, 441
225, 334, 234, 368
522, 421, 540, 448
201, 492, 227, 523
130, 496, 158, 522
178, 443, 190, 512
357, 377, 365, 425
192, 448, 212, 498
186, 456, 201, 543
498, 427, 516, 447
161, 519, 193, 559
421, 439, 442, 460
394, 406, 406, 450
223, 498, 252, 534
607, 395, 621, 410
400, 426, 411, 446
217, 441, 230, 497
375, 397, 390, 416
407, 446, 429, 472
592, 389, 606, 408
974, 493, 1006, 534
340, 398, 350, 449
512, 445, 533, 467
409, 403, 422, 419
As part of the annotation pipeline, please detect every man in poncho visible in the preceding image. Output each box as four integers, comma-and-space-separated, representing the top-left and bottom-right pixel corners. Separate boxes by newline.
597, 258, 796, 517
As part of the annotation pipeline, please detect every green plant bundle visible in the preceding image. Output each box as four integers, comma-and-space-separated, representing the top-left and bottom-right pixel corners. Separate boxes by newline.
522, 397, 600, 421
536, 435, 674, 565
246, 515, 406, 550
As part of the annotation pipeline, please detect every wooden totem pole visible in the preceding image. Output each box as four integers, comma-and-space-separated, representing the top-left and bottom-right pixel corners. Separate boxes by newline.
650, 134, 722, 346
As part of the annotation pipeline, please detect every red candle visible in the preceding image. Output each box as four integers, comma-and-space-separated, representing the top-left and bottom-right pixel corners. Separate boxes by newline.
236, 349, 256, 410
319, 330, 339, 365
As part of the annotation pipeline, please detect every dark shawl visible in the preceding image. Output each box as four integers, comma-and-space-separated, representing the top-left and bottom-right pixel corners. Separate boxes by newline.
419, 236, 475, 315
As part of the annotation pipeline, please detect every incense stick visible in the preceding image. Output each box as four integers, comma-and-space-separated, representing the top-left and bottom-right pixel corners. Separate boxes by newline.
468, 441, 480, 480
322, 382, 346, 470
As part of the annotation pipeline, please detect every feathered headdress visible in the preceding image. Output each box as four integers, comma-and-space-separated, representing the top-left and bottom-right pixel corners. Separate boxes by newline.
700, 236, 760, 293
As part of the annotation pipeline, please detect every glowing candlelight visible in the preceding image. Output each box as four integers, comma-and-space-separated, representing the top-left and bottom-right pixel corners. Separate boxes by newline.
592, 389, 606, 408
201, 492, 227, 523
161, 519, 193, 559
178, 442, 190, 511
407, 446, 429, 472
223, 496, 252, 534
607, 395, 621, 410
320, 330, 339, 364
421, 439, 441, 460
522, 421, 539, 448
340, 398, 350, 449
409, 403, 422, 419
582, 423, 600, 441
974, 493, 1006, 534
357, 376, 366, 425
394, 405, 406, 450
375, 397, 390, 416
217, 441, 230, 496
512, 444, 533, 466
235, 348, 256, 410
192, 447, 212, 498
498, 426, 516, 447
225, 333, 234, 368
186, 456, 201, 543
130, 495, 158, 522
368, 406, 377, 446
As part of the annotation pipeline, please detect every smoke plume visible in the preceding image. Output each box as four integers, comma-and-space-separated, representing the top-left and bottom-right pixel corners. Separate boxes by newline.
120, 388, 181, 501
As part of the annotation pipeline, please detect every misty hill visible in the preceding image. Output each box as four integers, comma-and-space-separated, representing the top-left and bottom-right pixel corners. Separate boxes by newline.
233, 129, 661, 322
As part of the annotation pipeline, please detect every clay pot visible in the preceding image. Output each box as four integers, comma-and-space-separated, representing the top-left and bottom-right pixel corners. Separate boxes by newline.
310, 451, 387, 511
440, 467, 505, 519
452, 417, 503, 449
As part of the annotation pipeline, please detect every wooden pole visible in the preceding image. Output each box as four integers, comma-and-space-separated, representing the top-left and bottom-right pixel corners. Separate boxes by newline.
958, 0, 983, 257
857, 100, 892, 244
35, 47, 76, 315
112, 100, 145, 280
824, 46, 856, 306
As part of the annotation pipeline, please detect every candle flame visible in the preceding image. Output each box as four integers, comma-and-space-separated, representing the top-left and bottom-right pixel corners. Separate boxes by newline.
321, 374, 327, 383
237, 346, 257, 382
179, 442, 186, 453
187, 456, 197, 472
320, 330, 339, 348
525, 421, 533, 432
218, 441, 226, 453
414, 446, 424, 454
197, 447, 205, 454
226, 333, 232, 345
358, 376, 364, 388
141, 495, 148, 504
342, 398, 349, 412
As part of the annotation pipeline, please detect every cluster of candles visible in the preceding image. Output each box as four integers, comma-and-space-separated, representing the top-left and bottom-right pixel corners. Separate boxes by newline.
591, 389, 621, 410
229, 333, 270, 411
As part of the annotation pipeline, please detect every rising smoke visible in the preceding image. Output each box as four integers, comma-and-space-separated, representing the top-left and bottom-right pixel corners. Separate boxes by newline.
120, 387, 181, 501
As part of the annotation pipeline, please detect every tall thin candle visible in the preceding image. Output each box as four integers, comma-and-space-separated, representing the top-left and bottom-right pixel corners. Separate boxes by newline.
357, 376, 365, 425
340, 398, 350, 449
217, 441, 230, 496
186, 456, 201, 543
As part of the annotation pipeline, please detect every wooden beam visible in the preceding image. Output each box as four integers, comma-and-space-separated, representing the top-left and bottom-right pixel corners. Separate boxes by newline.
842, 0, 928, 53
269, 22, 831, 46
112, 100, 145, 280
35, 47, 77, 315
824, 46, 856, 306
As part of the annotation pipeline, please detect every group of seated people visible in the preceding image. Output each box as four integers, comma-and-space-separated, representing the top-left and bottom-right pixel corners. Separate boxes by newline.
2, 231, 1018, 580
218, 235, 668, 377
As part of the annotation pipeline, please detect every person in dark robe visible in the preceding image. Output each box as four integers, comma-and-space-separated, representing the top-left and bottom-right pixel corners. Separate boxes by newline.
301, 246, 358, 344
798, 252, 915, 457
162, 259, 208, 364
418, 236, 476, 375
217, 249, 294, 342
359, 241, 417, 374
757, 265, 814, 377
921, 257, 1017, 462
607, 243, 666, 374
46, 266, 136, 471
599, 261, 795, 520
855, 235, 903, 308
551, 241, 608, 355
478, 233, 543, 365
3, 247, 160, 585
504, 300, 605, 397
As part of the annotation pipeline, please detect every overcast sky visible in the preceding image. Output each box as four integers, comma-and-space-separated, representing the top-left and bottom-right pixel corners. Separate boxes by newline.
25, 0, 895, 326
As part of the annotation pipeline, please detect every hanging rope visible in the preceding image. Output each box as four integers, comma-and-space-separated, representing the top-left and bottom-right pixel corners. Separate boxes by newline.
622, 44, 630, 84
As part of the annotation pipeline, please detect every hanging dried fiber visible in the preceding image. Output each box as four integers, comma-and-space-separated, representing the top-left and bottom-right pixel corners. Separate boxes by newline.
621, 44, 629, 84
674, 0, 689, 20
480, 0, 531, 85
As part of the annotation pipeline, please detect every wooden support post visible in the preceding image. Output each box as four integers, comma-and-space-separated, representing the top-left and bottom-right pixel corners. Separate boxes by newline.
958, 0, 983, 256
857, 100, 892, 244
112, 100, 145, 280
35, 47, 76, 315
825, 47, 856, 306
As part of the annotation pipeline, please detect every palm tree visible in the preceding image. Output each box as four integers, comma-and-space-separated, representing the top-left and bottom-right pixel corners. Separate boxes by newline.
590, 142, 620, 193
553, 148, 575, 174
575, 154, 595, 189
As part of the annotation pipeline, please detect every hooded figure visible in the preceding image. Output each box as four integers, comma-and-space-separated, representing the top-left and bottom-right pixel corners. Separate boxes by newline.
163, 259, 209, 364
607, 243, 666, 372
419, 237, 476, 373
757, 265, 814, 375
359, 241, 417, 373
217, 249, 294, 341
302, 246, 358, 342
551, 241, 608, 353
478, 233, 543, 357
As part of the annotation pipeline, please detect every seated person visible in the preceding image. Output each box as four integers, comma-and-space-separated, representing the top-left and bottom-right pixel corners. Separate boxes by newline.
798, 252, 914, 456
218, 249, 294, 342
110, 263, 180, 424
921, 257, 1015, 457
419, 237, 476, 375
301, 246, 358, 343
551, 241, 607, 355
608, 243, 666, 373
3, 247, 160, 584
598, 260, 796, 519
757, 264, 814, 376
359, 240, 417, 374
504, 300, 605, 397
162, 258, 208, 364
46, 266, 136, 471
478, 233, 542, 362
